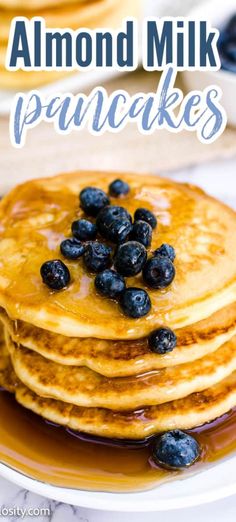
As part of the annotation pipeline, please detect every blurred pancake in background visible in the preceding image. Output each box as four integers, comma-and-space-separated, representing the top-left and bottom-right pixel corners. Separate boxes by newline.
0, 0, 140, 89
0, 0, 93, 10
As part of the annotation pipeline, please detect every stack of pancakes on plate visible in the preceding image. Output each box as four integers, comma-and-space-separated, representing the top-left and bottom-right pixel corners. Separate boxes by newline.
0, 0, 139, 90
0, 171, 236, 440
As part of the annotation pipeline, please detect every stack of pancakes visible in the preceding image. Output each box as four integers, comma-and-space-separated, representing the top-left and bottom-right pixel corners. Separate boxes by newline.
0, 171, 236, 440
0, 0, 139, 90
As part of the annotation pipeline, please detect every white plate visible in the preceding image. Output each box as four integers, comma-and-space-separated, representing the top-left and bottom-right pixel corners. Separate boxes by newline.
0, 453, 236, 512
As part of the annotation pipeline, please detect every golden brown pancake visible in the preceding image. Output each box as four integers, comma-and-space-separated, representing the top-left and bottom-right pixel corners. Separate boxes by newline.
0, 0, 139, 42
0, 0, 96, 10
6, 333, 236, 410
16, 372, 236, 439
1, 303, 236, 377
1, 326, 236, 440
0, 326, 17, 392
0, 172, 236, 339
0, 0, 140, 88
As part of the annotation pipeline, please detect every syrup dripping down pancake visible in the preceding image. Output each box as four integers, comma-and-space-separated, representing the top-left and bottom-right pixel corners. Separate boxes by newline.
0, 172, 236, 339
6, 332, 236, 411
1, 303, 236, 377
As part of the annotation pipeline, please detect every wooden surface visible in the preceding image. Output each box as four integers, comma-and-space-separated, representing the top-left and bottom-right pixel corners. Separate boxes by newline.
1, 69, 236, 193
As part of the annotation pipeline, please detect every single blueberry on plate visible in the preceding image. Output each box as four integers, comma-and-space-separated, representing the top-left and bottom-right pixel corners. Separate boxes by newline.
148, 327, 177, 354
109, 179, 130, 197
72, 219, 97, 241
134, 208, 157, 230
83, 242, 112, 273
131, 220, 152, 248
153, 243, 176, 262
60, 238, 85, 260
40, 260, 70, 290
97, 206, 132, 243
79, 187, 110, 217
143, 255, 175, 289
119, 287, 151, 318
152, 430, 201, 469
95, 269, 126, 299
114, 241, 147, 277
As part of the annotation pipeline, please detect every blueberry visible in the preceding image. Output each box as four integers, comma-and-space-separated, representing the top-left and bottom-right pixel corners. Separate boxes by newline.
224, 40, 236, 63
109, 179, 130, 197
226, 14, 236, 39
107, 218, 132, 244
152, 430, 200, 469
119, 287, 151, 318
218, 22, 236, 72
83, 242, 112, 273
97, 206, 132, 243
97, 206, 132, 226
134, 208, 157, 230
60, 238, 85, 260
143, 256, 175, 289
131, 220, 152, 248
40, 260, 70, 290
95, 269, 126, 299
79, 187, 110, 217
221, 56, 236, 73
148, 327, 177, 354
153, 243, 176, 262
72, 219, 97, 241
219, 34, 236, 71
114, 241, 147, 277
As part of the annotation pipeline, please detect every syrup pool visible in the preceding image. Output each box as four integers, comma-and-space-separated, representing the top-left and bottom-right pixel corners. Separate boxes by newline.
0, 390, 235, 493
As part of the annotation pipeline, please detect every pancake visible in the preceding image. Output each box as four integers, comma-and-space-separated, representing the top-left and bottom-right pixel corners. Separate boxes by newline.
0, 326, 17, 393
0, 324, 8, 371
1, 303, 236, 377
0, 0, 94, 10
6, 333, 236, 410
16, 372, 236, 439
1, 328, 236, 439
0, 172, 236, 340
0, 0, 139, 43
0, 0, 139, 88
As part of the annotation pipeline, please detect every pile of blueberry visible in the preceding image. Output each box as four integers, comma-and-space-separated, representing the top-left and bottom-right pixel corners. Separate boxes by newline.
40, 178, 177, 353
218, 14, 236, 73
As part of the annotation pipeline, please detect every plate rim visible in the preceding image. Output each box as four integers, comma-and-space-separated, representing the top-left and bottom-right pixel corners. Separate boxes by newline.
1, 454, 236, 512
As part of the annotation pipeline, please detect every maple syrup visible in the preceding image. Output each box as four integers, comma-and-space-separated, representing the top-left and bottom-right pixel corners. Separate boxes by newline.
0, 389, 235, 493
